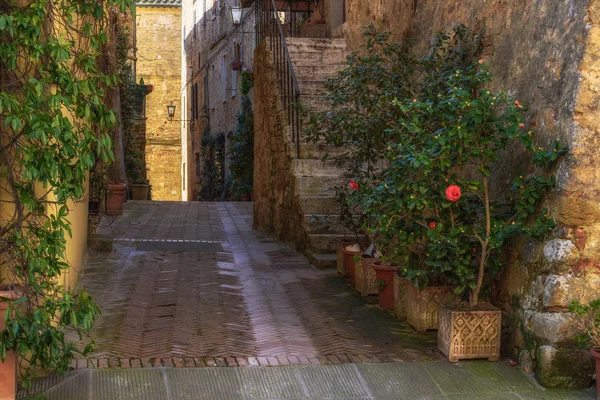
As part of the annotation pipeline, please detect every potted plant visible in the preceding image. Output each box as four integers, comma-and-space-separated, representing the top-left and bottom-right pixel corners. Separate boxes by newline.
569, 299, 600, 396
231, 60, 242, 71
372, 262, 398, 309
106, 163, 127, 215
89, 162, 108, 216
131, 179, 151, 200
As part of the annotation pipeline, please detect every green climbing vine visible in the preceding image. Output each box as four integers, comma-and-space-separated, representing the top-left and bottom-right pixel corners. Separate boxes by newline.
0, 0, 134, 395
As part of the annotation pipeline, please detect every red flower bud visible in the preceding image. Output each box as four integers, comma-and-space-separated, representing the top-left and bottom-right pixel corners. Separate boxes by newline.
445, 185, 461, 202
429, 221, 437, 229
519, 123, 525, 128
349, 179, 359, 192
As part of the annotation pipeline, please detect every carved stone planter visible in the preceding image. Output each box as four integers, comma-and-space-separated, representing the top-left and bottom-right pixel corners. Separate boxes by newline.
393, 274, 408, 320
438, 303, 501, 362
342, 247, 362, 285
355, 258, 378, 296
405, 284, 454, 332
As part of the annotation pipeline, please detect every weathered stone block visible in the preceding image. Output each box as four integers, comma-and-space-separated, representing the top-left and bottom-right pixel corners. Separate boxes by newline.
542, 239, 579, 274
530, 312, 576, 344
535, 345, 593, 389
88, 234, 113, 252
543, 273, 600, 308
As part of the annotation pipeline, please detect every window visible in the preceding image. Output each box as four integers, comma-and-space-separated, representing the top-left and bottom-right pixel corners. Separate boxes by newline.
204, 72, 209, 108
193, 11, 197, 40
222, 55, 227, 102
231, 42, 240, 98
191, 83, 199, 121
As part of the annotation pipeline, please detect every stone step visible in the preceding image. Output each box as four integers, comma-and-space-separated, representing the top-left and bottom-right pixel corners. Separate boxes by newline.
285, 37, 348, 52
305, 251, 337, 269
293, 64, 346, 81
295, 175, 345, 196
306, 233, 345, 253
294, 159, 345, 178
298, 80, 328, 96
305, 214, 355, 235
299, 95, 331, 113
299, 195, 339, 215
288, 51, 349, 66
297, 143, 346, 160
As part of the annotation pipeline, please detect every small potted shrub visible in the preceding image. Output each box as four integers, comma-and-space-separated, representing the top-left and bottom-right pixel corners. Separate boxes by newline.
106, 163, 127, 215
569, 299, 600, 396
131, 179, 151, 200
372, 261, 398, 309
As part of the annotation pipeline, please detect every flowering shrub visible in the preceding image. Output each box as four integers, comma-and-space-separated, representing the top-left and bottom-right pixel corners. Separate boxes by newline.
348, 26, 565, 306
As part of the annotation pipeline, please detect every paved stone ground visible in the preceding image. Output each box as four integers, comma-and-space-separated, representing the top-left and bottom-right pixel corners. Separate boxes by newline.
21, 362, 596, 399
37, 201, 594, 400
68, 201, 439, 367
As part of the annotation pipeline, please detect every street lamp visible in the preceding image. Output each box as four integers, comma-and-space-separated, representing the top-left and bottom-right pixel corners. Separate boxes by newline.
167, 102, 176, 120
230, 4, 243, 26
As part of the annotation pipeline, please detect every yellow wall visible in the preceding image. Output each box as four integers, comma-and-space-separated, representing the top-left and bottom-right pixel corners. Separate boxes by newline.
136, 6, 183, 201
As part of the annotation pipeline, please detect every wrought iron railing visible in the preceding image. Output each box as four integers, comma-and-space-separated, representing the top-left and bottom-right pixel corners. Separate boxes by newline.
255, 0, 303, 158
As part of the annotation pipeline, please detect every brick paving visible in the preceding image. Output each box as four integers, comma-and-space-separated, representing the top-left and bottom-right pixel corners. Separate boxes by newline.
68, 201, 440, 369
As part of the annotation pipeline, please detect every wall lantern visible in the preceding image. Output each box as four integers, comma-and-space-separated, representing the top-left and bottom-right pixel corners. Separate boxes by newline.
167, 102, 176, 120
230, 5, 243, 26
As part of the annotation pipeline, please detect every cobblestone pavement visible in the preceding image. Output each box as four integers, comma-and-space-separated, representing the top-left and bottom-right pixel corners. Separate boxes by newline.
69, 201, 440, 368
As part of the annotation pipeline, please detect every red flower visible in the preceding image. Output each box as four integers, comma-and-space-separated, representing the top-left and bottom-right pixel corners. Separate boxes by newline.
519, 123, 525, 128
429, 221, 437, 229
349, 179, 359, 192
514, 100, 523, 109
445, 185, 461, 202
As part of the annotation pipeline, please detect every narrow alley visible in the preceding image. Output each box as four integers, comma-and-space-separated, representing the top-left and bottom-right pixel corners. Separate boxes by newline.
26, 202, 596, 399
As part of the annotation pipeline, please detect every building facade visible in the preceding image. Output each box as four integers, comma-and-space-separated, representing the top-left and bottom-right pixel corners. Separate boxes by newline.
136, 0, 183, 200
181, 0, 255, 201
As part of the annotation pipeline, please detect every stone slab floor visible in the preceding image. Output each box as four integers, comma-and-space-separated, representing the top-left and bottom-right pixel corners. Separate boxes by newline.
25, 201, 595, 399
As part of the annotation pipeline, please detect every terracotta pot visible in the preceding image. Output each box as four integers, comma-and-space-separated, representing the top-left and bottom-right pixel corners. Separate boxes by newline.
342, 248, 362, 284
240, 0, 254, 6
372, 263, 398, 310
131, 184, 149, 200
591, 347, 600, 399
0, 286, 21, 400
438, 303, 502, 362
335, 240, 356, 277
106, 183, 127, 215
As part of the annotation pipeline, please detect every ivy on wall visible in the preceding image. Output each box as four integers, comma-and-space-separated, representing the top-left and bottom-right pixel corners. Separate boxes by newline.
0, 0, 134, 396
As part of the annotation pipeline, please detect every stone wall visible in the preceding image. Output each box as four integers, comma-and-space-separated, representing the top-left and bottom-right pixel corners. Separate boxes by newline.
328, 0, 599, 388
182, 0, 255, 200
136, 6, 182, 200
252, 42, 306, 249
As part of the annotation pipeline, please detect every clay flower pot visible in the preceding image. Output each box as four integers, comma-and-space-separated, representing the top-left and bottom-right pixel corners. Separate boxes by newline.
341, 246, 362, 284
335, 240, 356, 277
106, 183, 127, 215
372, 263, 398, 310
438, 302, 501, 362
0, 286, 21, 399
590, 347, 600, 398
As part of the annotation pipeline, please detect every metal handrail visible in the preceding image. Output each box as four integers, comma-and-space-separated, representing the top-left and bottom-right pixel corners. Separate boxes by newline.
255, 0, 303, 158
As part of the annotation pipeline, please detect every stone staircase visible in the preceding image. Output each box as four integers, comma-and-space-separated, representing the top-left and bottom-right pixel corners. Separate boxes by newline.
284, 38, 351, 268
